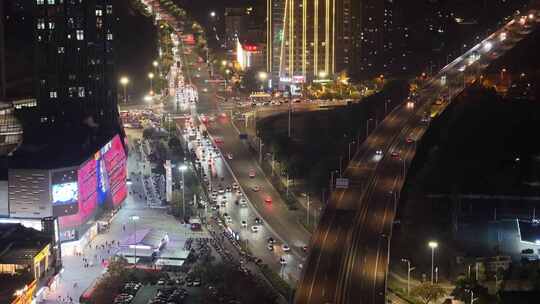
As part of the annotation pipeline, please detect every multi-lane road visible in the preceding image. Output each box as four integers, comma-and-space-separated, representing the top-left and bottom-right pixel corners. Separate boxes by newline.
296, 9, 540, 304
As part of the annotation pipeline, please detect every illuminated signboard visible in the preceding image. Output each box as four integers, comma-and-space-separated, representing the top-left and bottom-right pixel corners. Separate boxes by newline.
51, 169, 79, 217
58, 134, 126, 231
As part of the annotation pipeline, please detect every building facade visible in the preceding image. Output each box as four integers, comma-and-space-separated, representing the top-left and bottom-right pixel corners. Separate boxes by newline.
32, 0, 118, 128
267, 0, 337, 87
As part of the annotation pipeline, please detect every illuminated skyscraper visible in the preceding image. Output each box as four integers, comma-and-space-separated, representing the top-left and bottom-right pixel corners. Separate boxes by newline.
267, 0, 336, 87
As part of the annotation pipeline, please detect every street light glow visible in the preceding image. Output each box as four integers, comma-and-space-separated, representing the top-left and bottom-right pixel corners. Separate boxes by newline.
428, 241, 438, 249
179, 164, 188, 171
153, 60, 159, 67
130, 215, 140, 221
483, 41, 492, 52
258, 71, 268, 80
221, 60, 227, 66
120, 76, 129, 86
210, 11, 216, 18
148, 72, 154, 79
318, 71, 328, 79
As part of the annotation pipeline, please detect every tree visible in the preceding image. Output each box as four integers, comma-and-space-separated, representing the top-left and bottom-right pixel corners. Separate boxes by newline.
411, 283, 446, 304
240, 67, 259, 93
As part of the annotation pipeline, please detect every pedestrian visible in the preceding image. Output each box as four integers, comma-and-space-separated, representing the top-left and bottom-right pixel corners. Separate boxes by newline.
123, 224, 126, 231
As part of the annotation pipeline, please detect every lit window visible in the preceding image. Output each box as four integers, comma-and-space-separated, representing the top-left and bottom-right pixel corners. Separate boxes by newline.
76, 30, 84, 40
78, 87, 85, 97
68, 87, 76, 97
47, 0, 55, 4
37, 19, 45, 29
106, 5, 113, 14
49, 22, 55, 29
49, 91, 58, 98
106, 33, 113, 40
36, 0, 44, 4
96, 9, 103, 16
58, 47, 65, 53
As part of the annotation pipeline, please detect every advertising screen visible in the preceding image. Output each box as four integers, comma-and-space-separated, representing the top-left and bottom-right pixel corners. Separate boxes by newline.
102, 134, 127, 207
58, 158, 98, 229
58, 134, 126, 231
52, 170, 79, 217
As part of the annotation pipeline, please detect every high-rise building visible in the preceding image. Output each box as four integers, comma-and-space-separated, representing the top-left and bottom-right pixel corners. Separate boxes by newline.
336, 0, 402, 80
224, 7, 247, 49
32, 0, 118, 129
267, 0, 337, 88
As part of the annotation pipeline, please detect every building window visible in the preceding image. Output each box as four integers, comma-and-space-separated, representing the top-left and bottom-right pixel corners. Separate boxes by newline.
106, 33, 113, 40
58, 47, 65, 53
96, 18, 103, 29
37, 19, 45, 29
76, 30, 84, 40
78, 87, 85, 98
36, 0, 44, 4
49, 91, 58, 98
96, 9, 103, 16
68, 87, 76, 97
49, 22, 55, 29
47, 0, 55, 4
106, 5, 113, 15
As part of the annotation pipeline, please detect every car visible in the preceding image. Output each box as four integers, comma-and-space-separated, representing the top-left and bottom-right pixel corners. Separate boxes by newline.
376, 150, 383, 155
302, 245, 308, 252
202, 88, 208, 92
251, 225, 260, 232
267, 243, 274, 251
264, 196, 272, 204
218, 189, 225, 194
406, 137, 414, 143
267, 237, 275, 244
227, 153, 233, 160
239, 198, 247, 207
232, 182, 239, 189
282, 244, 290, 252
279, 256, 287, 265
241, 220, 247, 227
254, 217, 262, 224
214, 137, 224, 144
249, 169, 256, 178
391, 151, 400, 159
236, 189, 242, 195
251, 185, 260, 192
225, 186, 231, 192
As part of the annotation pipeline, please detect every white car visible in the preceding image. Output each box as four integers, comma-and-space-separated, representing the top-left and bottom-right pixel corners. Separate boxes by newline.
282, 244, 290, 252
241, 220, 247, 228
376, 150, 383, 156
279, 256, 287, 265
251, 225, 260, 233
251, 185, 260, 192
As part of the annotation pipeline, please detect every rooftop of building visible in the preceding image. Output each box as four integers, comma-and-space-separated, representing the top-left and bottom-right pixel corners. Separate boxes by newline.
0, 224, 52, 264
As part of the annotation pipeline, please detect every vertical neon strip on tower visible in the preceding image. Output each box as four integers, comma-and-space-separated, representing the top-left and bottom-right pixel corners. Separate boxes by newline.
325, 0, 330, 74
267, 0, 272, 74
279, 0, 289, 79
331, 0, 335, 74
289, 0, 294, 76
314, 0, 319, 77
302, 0, 307, 78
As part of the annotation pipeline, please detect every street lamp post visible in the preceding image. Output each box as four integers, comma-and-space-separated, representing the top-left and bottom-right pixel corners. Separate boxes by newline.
306, 193, 311, 226
366, 118, 374, 139
401, 259, 415, 296
348, 141, 356, 161
130, 215, 140, 267
428, 241, 438, 284
148, 72, 155, 94
258, 71, 268, 90
120, 76, 129, 104
179, 165, 188, 219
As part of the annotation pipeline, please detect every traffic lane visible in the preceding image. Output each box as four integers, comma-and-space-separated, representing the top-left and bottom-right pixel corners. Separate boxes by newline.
205, 118, 311, 251
187, 129, 303, 282
295, 210, 354, 304
217, 184, 303, 282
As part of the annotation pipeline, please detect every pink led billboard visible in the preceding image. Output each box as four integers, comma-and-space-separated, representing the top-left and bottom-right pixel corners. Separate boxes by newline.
58, 134, 127, 230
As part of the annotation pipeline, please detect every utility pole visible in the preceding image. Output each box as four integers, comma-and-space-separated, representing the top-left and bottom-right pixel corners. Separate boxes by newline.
306, 194, 310, 225
0, 2, 6, 101
259, 138, 263, 163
